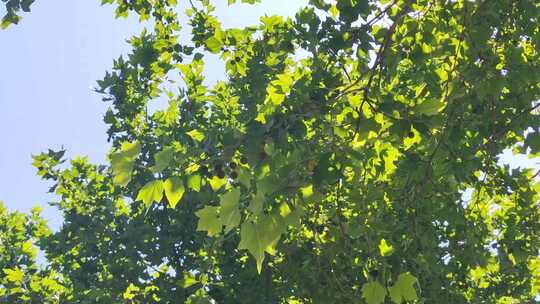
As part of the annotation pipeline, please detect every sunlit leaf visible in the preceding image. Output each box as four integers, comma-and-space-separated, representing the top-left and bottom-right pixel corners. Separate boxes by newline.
163, 177, 185, 208
136, 180, 164, 207
111, 141, 141, 186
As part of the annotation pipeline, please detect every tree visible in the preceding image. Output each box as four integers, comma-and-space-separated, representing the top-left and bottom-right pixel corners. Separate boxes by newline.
0, 202, 65, 302
2, 0, 540, 303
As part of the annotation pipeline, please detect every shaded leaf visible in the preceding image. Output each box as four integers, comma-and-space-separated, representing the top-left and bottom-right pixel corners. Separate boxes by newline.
361, 281, 386, 304
388, 273, 418, 303
195, 206, 221, 236
219, 188, 241, 233
151, 146, 174, 173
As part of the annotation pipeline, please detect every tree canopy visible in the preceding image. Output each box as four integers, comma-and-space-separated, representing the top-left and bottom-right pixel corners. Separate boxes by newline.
2, 0, 540, 303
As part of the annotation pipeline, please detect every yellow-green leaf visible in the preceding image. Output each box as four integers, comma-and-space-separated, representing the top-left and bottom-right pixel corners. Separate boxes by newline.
111, 141, 141, 186
209, 176, 227, 191
163, 177, 185, 208
187, 174, 202, 192
180, 272, 198, 288
205, 36, 223, 54
379, 239, 394, 256
136, 180, 164, 207
3, 267, 24, 284
186, 129, 205, 142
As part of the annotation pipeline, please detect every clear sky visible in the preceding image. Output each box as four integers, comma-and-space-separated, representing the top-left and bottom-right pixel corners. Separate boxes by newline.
0, 0, 308, 229
0, 0, 537, 230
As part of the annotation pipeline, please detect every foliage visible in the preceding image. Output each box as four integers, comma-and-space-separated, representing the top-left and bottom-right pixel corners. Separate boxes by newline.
0, 202, 66, 302
3, 0, 540, 303
1, 0, 35, 28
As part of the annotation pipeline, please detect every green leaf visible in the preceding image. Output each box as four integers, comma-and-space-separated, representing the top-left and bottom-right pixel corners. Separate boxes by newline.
258, 214, 282, 255
219, 188, 241, 233
205, 36, 223, 54
111, 141, 141, 186
414, 99, 445, 116
208, 176, 227, 191
379, 239, 394, 256
3, 267, 24, 284
361, 281, 386, 304
237, 167, 251, 189
163, 177, 185, 208
388, 273, 418, 303
136, 180, 164, 207
188, 174, 202, 192
187, 129, 205, 142
248, 191, 264, 215
238, 214, 282, 273
195, 206, 221, 236
238, 221, 266, 273
151, 146, 174, 173
525, 132, 540, 154
180, 272, 198, 288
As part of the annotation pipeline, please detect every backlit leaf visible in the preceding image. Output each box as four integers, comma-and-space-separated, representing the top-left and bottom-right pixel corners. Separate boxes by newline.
136, 180, 164, 207
187, 129, 205, 142
379, 239, 394, 257
208, 176, 227, 191
163, 177, 185, 208
111, 141, 141, 186
188, 174, 202, 192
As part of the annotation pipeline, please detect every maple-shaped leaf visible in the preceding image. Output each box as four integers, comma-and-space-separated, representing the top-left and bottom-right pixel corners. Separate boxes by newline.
388, 272, 418, 303
238, 214, 283, 273
361, 281, 386, 304
110, 141, 141, 186
151, 146, 174, 173
219, 188, 241, 233
238, 220, 266, 273
195, 206, 221, 237
136, 180, 164, 207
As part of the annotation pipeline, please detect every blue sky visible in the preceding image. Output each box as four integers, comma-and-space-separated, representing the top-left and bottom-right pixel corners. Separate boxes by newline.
0, 0, 307, 229
0, 0, 537, 230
